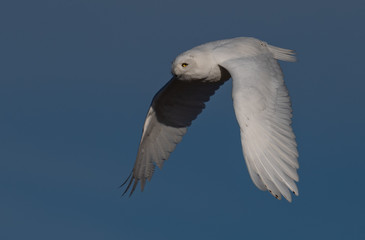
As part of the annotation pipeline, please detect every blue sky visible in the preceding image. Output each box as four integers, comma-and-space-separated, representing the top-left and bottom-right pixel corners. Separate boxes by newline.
1, 0, 365, 239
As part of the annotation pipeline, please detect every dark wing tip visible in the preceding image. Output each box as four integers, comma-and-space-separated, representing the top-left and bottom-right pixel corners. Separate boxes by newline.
120, 171, 132, 188
120, 171, 139, 197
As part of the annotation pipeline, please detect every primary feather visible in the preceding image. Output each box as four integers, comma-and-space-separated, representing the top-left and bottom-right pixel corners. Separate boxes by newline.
122, 37, 299, 201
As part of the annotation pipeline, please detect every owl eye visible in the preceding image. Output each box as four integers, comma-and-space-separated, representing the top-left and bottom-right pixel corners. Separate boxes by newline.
181, 63, 188, 68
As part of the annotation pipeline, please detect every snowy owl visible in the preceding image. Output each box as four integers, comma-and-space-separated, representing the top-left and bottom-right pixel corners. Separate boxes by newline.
122, 37, 299, 202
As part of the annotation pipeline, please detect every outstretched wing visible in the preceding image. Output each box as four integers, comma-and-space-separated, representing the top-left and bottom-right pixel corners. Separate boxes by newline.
220, 49, 299, 202
122, 76, 228, 196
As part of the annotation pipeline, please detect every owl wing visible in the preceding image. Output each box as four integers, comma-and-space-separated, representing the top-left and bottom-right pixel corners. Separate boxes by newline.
219, 48, 299, 202
122, 76, 227, 196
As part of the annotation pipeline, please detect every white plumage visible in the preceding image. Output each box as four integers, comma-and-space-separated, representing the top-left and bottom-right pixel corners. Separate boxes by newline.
122, 37, 299, 202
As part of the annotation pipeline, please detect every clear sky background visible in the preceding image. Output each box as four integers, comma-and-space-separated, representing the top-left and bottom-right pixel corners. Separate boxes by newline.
1, 0, 365, 239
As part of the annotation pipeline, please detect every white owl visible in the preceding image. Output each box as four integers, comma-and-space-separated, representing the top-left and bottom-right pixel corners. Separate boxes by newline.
122, 37, 299, 202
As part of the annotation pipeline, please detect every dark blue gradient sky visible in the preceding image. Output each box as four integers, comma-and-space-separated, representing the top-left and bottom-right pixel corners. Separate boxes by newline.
1, 1, 365, 239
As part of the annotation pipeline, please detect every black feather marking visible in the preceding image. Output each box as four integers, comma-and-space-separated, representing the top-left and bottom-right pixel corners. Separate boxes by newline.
129, 179, 139, 197
121, 175, 135, 197
120, 171, 132, 188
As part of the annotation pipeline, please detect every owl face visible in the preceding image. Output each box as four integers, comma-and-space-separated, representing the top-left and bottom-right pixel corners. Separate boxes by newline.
171, 50, 219, 81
